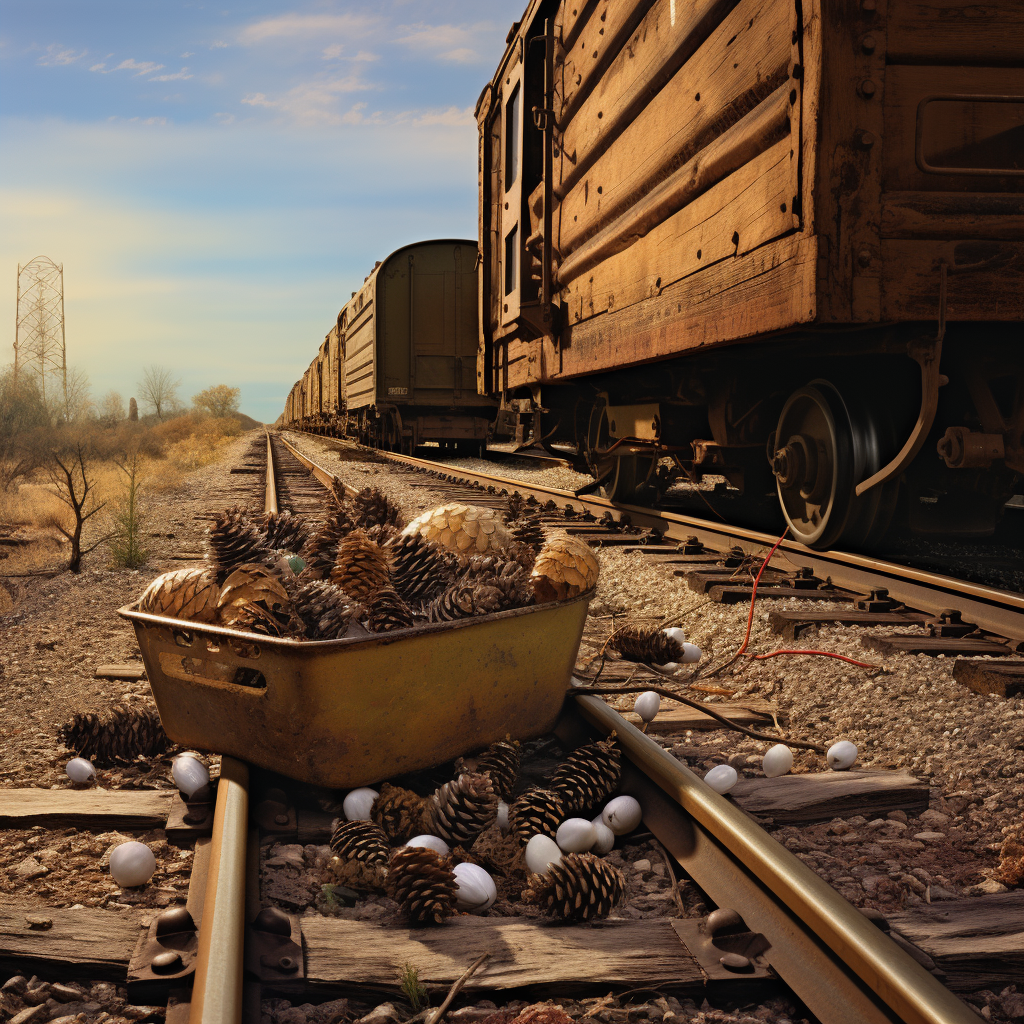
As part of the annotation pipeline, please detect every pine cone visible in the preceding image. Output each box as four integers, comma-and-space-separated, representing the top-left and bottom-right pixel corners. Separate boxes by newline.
608, 625, 684, 665
363, 522, 400, 547
508, 509, 546, 551
525, 852, 624, 921
372, 783, 433, 843
402, 503, 511, 556
549, 736, 621, 817
387, 846, 458, 925
531, 534, 600, 602
429, 772, 498, 847
458, 738, 521, 802
291, 580, 361, 640
426, 582, 503, 622
352, 487, 405, 530
298, 508, 356, 580
209, 508, 267, 583
217, 563, 295, 636
388, 533, 459, 603
259, 510, 311, 554
138, 567, 219, 623
331, 529, 391, 602
327, 820, 390, 890
508, 787, 565, 846
58, 704, 168, 766
366, 588, 415, 633
461, 556, 534, 611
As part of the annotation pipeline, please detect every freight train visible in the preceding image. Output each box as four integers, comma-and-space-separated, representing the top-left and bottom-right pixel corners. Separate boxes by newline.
284, 0, 1023, 551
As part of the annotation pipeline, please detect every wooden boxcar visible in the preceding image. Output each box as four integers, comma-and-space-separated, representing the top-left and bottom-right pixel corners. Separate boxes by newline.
478, 0, 1023, 548
285, 240, 496, 452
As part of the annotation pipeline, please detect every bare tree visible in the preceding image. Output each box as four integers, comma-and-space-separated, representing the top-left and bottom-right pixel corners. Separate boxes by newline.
58, 367, 93, 424
99, 390, 126, 426
138, 365, 181, 421
44, 427, 108, 573
193, 384, 241, 419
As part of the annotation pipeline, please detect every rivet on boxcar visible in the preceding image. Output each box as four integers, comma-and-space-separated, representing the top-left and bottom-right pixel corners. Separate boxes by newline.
697, 249, 702, 259
695, 92, 700, 101
732, 232, 740, 246
780, 203, 787, 213
857, 130, 875, 149
790, 89, 797, 105
860, 79, 877, 98
597, 186, 603, 194
597, 111, 603, 118
861, 34, 876, 54
858, 250, 873, 268
861, 0, 877, 10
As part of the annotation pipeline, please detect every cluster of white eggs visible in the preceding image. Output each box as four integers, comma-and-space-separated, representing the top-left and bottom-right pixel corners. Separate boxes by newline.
522, 793, 642, 876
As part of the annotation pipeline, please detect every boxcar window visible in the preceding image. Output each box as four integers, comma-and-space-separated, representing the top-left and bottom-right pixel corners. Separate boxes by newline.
504, 225, 518, 296
504, 83, 521, 192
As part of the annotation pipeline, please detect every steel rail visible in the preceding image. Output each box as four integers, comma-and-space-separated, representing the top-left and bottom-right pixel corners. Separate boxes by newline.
265, 430, 279, 515
568, 694, 980, 1024
276, 428, 983, 1023
281, 430, 1024, 642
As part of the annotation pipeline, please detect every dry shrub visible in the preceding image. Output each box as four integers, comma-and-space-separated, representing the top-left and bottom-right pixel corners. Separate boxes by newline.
996, 827, 1024, 887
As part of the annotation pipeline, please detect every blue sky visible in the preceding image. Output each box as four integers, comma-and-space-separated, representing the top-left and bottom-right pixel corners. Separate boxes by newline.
0, 2, 524, 420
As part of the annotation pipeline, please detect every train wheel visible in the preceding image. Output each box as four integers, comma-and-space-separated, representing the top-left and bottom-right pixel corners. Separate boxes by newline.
771, 380, 898, 550
599, 453, 657, 502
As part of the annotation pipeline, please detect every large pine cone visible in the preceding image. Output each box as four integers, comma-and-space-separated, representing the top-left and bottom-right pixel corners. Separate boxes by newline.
402, 503, 511, 556
387, 846, 458, 925
508, 787, 565, 846
217, 564, 294, 636
58, 704, 168, 766
525, 852, 624, 921
426, 581, 503, 622
352, 487, 404, 530
259, 510, 311, 554
209, 508, 267, 583
139, 567, 219, 623
366, 588, 415, 633
461, 556, 534, 610
298, 508, 355, 580
531, 534, 599, 602
291, 580, 361, 640
429, 772, 498, 847
549, 736, 621, 817
327, 820, 390, 890
331, 529, 391, 602
371, 784, 433, 843
388, 533, 458, 603
458, 738, 521, 802
609, 625, 684, 665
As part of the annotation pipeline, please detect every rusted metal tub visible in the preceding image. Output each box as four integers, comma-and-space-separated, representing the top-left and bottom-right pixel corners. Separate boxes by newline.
119, 594, 591, 788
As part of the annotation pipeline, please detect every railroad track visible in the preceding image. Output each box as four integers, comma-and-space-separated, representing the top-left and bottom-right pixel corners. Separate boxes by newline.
4, 430, 1007, 1024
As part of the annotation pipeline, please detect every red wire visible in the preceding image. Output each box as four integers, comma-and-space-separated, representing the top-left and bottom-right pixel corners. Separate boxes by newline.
736, 528, 789, 657
731, 526, 879, 671
750, 649, 878, 668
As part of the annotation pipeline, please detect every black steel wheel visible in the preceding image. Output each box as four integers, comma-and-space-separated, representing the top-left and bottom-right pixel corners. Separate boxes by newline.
771, 380, 898, 550
584, 400, 657, 502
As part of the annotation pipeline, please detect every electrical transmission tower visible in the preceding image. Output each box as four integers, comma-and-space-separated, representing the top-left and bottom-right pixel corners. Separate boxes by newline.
14, 256, 67, 415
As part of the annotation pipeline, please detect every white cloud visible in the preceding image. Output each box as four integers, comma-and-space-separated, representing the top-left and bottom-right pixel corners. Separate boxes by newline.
413, 106, 475, 127
322, 44, 344, 60
150, 67, 193, 82
39, 44, 87, 67
180, 52, 194, 58
239, 13, 377, 45
396, 23, 491, 63
90, 58, 166, 76
211, 41, 229, 49
241, 74, 375, 125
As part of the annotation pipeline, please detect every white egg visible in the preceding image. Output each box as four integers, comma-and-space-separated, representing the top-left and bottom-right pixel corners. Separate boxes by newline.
109, 841, 156, 888
452, 862, 497, 913
66, 757, 95, 784
496, 799, 510, 835
827, 740, 858, 771
556, 818, 597, 853
663, 627, 686, 645
343, 787, 379, 821
591, 819, 615, 855
405, 835, 450, 857
634, 691, 661, 723
525, 834, 563, 875
602, 795, 643, 835
679, 642, 702, 664
171, 755, 209, 798
763, 744, 793, 778
704, 765, 738, 794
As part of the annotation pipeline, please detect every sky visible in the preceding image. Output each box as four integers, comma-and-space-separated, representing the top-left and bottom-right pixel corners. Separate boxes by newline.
0, 1, 525, 421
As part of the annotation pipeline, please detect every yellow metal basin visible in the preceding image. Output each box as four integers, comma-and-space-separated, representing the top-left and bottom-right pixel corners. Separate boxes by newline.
119, 594, 591, 788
